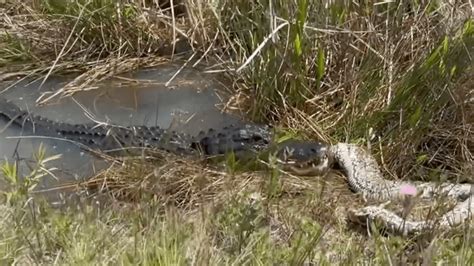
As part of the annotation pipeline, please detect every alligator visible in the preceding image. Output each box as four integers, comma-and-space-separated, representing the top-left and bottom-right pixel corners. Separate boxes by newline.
0, 97, 331, 175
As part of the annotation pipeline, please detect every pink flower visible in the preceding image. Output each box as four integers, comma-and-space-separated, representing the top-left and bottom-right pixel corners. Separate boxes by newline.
400, 184, 417, 196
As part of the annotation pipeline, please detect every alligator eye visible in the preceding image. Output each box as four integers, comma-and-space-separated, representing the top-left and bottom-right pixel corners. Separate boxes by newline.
252, 135, 263, 142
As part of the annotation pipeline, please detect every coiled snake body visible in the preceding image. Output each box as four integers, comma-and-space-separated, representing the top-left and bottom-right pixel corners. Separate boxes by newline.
0, 98, 472, 235
331, 143, 473, 235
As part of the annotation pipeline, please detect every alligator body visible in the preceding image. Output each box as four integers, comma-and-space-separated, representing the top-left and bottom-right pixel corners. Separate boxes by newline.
0, 97, 275, 157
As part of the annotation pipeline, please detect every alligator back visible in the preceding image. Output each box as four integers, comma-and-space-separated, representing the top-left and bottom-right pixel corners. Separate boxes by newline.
0, 97, 195, 155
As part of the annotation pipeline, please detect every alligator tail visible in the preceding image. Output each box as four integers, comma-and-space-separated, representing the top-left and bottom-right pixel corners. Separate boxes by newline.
0, 97, 28, 127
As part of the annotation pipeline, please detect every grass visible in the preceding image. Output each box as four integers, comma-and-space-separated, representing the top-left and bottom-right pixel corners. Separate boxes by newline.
0, 0, 473, 264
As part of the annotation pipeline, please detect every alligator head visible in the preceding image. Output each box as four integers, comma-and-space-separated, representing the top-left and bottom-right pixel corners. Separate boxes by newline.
274, 139, 333, 176
190, 125, 332, 175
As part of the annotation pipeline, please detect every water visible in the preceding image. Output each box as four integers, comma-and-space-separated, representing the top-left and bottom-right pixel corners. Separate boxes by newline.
0, 64, 242, 203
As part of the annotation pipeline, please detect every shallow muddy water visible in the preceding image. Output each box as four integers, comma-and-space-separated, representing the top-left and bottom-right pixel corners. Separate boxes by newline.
0, 64, 241, 204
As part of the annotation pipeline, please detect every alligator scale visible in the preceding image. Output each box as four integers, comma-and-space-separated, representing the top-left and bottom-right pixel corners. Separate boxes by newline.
0, 97, 472, 236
